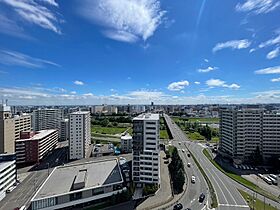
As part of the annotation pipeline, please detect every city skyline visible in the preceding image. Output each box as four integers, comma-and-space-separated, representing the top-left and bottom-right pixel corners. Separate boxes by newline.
0, 0, 280, 105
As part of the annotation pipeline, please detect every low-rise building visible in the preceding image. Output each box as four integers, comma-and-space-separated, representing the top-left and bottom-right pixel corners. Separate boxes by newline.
15, 130, 58, 164
121, 134, 132, 153
30, 159, 125, 210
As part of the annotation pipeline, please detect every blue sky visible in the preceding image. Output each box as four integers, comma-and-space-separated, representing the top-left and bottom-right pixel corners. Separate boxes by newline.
0, 0, 280, 105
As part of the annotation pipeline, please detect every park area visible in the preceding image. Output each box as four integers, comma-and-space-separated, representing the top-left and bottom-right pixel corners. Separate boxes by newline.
172, 116, 220, 143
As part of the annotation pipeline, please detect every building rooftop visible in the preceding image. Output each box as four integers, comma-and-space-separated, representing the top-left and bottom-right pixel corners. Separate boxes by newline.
121, 133, 132, 140
133, 113, 159, 121
71, 111, 90, 115
32, 159, 123, 200
17, 129, 57, 142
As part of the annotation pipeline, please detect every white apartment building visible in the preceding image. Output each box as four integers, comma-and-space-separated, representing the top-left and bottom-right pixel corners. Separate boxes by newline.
132, 113, 160, 186
60, 119, 69, 141
121, 134, 132, 153
69, 111, 91, 160
14, 114, 31, 140
219, 107, 280, 163
32, 109, 63, 132
0, 160, 16, 201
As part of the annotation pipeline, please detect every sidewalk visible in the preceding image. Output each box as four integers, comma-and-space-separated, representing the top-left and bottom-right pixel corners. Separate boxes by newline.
136, 151, 173, 210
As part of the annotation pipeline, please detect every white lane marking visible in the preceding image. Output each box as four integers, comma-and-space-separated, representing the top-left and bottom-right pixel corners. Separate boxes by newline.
212, 168, 238, 205
219, 203, 249, 208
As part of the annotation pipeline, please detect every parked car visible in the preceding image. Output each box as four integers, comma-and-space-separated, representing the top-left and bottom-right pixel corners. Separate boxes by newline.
187, 153, 191, 157
199, 193, 206, 202
191, 176, 196, 183
173, 203, 183, 210
187, 162, 191, 167
164, 160, 169, 164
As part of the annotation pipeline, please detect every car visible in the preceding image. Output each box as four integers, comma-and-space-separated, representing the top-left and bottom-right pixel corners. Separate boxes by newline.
206, 143, 210, 147
199, 193, 206, 202
187, 162, 191, 167
187, 153, 191, 157
173, 203, 183, 210
191, 176, 196, 183
182, 149, 185, 152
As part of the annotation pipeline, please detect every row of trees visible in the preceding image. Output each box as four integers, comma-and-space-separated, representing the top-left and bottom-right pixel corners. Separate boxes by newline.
92, 116, 132, 127
168, 147, 185, 194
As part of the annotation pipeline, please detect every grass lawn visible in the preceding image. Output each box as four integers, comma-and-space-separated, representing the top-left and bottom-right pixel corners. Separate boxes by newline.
238, 189, 278, 210
203, 149, 280, 203
91, 126, 128, 135
210, 137, 219, 143
187, 131, 205, 141
188, 117, 219, 123
160, 130, 169, 139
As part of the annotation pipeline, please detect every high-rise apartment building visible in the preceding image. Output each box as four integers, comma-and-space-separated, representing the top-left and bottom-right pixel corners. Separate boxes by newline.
60, 119, 69, 141
132, 113, 160, 186
14, 114, 31, 140
32, 109, 64, 132
219, 107, 280, 163
0, 104, 15, 154
69, 111, 91, 160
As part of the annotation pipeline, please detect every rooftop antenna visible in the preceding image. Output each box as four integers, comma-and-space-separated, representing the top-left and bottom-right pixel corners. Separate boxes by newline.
5, 99, 8, 105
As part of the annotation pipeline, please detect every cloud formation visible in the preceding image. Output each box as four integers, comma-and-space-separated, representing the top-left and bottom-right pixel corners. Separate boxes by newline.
236, 0, 280, 14
74, 80, 84, 86
0, 50, 60, 68
197, 66, 218, 73
168, 80, 189, 91
213, 39, 251, 52
1, 0, 61, 34
255, 66, 280, 74
78, 0, 165, 43
271, 78, 280, 82
267, 47, 280, 59
206, 79, 240, 89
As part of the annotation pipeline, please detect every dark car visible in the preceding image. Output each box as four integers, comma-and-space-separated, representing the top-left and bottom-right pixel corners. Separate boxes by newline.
199, 193, 206, 203
173, 203, 183, 210
187, 153, 191, 157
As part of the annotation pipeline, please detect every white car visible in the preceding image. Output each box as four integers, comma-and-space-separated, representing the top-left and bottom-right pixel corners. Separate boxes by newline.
182, 149, 185, 152
191, 176, 196, 183
187, 162, 191, 167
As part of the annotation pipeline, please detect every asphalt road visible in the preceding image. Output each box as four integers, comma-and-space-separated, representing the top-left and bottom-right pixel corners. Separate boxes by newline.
164, 114, 280, 210
164, 114, 209, 210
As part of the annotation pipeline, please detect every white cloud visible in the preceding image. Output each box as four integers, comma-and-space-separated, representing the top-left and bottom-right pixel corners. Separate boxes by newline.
39, 0, 58, 7
77, 0, 165, 43
127, 90, 167, 100
74, 80, 84, 85
83, 93, 94, 97
255, 66, 280, 74
1, 0, 61, 34
197, 66, 218, 73
249, 48, 256, 53
194, 81, 201, 85
70, 91, 77, 94
0, 49, 60, 68
266, 47, 280, 59
206, 79, 240, 89
206, 79, 225, 87
204, 59, 209, 62
213, 39, 251, 52
236, 0, 280, 14
271, 78, 280, 82
259, 34, 280, 48
167, 80, 189, 91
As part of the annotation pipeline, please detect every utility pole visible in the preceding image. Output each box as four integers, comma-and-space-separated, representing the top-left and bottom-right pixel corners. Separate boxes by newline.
263, 196, 265, 210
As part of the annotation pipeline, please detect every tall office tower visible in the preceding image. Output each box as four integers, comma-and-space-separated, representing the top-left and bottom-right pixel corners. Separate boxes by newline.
219, 107, 280, 163
60, 119, 69, 141
69, 111, 91, 160
0, 104, 15, 154
32, 108, 63, 135
14, 114, 31, 140
132, 113, 160, 186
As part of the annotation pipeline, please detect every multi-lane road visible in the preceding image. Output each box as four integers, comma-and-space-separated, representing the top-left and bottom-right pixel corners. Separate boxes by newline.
164, 114, 280, 210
